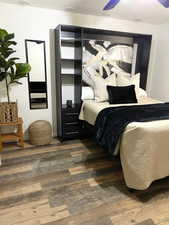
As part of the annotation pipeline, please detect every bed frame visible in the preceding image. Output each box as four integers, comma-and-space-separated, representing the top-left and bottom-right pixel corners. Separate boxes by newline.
55, 24, 152, 140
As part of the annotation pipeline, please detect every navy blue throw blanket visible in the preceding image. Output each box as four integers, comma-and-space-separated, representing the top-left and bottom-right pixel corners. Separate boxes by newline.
95, 103, 169, 155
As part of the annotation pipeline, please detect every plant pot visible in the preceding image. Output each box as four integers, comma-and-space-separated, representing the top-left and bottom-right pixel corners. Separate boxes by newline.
0, 102, 18, 123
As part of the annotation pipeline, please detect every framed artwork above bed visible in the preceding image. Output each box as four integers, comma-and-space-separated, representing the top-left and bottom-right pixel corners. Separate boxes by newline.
82, 39, 138, 86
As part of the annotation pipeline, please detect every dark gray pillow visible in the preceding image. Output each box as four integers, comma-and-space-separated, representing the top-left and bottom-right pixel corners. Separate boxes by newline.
107, 85, 138, 104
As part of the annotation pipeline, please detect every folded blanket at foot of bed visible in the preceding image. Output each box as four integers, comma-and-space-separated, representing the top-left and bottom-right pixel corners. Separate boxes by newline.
95, 102, 169, 155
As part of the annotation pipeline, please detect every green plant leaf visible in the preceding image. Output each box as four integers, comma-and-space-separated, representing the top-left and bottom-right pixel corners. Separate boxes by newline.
0, 28, 32, 101
0, 56, 7, 67
5, 59, 15, 70
0, 29, 8, 42
10, 66, 14, 75
4, 50, 16, 58
7, 41, 17, 46
9, 57, 19, 61
9, 80, 22, 85
15, 63, 31, 76
4, 33, 14, 41
0, 72, 7, 81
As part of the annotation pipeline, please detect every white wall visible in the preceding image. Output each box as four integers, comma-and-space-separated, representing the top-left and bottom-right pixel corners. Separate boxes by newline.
0, 2, 158, 137
149, 24, 169, 101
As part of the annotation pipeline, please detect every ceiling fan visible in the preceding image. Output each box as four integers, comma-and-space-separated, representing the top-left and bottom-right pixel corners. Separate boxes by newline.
103, 0, 169, 10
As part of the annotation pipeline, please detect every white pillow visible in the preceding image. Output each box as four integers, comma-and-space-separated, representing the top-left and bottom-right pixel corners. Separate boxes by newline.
81, 87, 94, 100
116, 73, 140, 92
137, 88, 147, 97
92, 74, 116, 102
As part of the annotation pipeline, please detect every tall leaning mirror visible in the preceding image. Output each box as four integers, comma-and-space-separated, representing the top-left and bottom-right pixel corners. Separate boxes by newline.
25, 39, 48, 109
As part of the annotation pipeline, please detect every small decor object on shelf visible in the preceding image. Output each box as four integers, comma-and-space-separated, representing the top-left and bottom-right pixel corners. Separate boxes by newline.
28, 120, 52, 146
0, 28, 31, 122
66, 100, 72, 108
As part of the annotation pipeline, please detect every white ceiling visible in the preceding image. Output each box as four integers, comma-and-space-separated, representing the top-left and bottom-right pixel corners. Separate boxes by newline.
1, 0, 169, 24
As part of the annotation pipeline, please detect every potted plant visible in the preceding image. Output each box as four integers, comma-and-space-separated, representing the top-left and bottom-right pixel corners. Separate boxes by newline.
0, 28, 31, 123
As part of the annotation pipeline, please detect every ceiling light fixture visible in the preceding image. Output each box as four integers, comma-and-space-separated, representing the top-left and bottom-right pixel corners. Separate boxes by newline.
158, 0, 169, 8
103, 0, 120, 10
103, 0, 169, 10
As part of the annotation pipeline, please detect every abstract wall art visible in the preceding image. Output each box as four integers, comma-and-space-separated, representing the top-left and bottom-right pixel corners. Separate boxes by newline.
82, 40, 137, 86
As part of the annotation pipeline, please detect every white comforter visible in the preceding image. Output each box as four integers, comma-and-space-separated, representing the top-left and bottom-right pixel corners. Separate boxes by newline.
79, 97, 169, 190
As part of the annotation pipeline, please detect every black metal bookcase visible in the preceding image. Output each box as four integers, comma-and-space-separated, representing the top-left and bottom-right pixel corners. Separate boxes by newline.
55, 24, 152, 140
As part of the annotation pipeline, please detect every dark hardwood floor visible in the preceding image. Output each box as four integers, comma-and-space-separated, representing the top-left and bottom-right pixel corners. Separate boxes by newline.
0, 139, 169, 225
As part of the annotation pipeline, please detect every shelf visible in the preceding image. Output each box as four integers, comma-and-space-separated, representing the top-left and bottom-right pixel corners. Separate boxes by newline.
61, 73, 81, 77
55, 25, 86, 140
61, 39, 81, 45
61, 58, 81, 63
1, 133, 20, 140
62, 104, 81, 110
61, 25, 82, 33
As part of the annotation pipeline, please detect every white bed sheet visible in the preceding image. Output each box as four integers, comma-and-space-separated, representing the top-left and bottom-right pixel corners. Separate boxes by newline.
79, 97, 169, 190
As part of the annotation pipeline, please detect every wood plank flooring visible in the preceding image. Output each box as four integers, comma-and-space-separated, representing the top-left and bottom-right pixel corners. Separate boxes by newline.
0, 139, 169, 225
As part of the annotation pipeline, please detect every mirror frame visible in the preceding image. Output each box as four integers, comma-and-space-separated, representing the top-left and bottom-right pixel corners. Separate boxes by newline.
25, 39, 48, 110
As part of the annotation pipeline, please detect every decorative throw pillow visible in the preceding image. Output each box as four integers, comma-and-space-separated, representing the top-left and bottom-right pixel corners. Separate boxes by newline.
137, 88, 147, 98
92, 75, 116, 102
107, 85, 138, 104
81, 87, 94, 100
116, 72, 140, 92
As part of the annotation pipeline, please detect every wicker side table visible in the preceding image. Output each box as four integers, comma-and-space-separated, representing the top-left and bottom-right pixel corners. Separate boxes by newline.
28, 120, 52, 145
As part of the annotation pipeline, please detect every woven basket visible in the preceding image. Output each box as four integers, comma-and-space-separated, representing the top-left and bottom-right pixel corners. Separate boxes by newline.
0, 102, 18, 123
28, 120, 52, 145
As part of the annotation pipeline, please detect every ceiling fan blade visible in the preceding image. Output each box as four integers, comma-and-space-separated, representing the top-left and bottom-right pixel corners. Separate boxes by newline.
158, 0, 169, 8
103, 0, 120, 10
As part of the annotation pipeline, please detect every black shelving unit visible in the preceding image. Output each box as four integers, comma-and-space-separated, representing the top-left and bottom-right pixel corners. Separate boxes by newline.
55, 24, 152, 140
55, 25, 84, 140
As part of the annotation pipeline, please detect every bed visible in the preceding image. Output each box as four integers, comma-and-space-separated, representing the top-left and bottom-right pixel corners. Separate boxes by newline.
81, 37, 169, 190
79, 96, 169, 190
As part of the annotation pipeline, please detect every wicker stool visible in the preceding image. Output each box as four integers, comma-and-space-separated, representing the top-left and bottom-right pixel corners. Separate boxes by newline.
28, 120, 52, 145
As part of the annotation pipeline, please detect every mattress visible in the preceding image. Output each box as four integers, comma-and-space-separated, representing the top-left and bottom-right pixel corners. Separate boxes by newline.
79, 97, 169, 190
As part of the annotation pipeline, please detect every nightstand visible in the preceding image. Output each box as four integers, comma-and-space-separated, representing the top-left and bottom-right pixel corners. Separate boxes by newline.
62, 106, 82, 139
